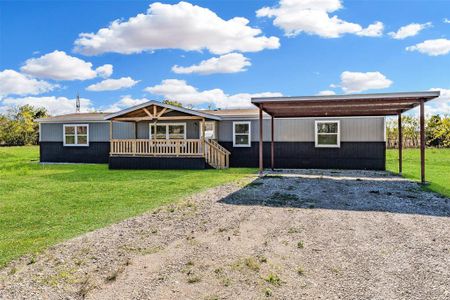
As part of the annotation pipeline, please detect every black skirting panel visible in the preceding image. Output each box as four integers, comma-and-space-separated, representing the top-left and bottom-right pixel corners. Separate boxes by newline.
40, 142, 109, 163
219, 142, 386, 170
109, 156, 206, 170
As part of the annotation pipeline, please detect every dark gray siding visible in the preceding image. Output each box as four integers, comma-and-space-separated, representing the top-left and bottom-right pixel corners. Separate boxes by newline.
40, 142, 109, 163
109, 156, 206, 169
219, 141, 385, 170
217, 117, 385, 142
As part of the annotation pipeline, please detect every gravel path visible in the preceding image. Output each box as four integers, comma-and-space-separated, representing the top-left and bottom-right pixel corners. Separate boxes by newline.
1, 169, 449, 300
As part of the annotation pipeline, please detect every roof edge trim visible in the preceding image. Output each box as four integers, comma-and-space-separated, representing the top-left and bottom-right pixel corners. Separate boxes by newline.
104, 100, 222, 121
251, 91, 440, 104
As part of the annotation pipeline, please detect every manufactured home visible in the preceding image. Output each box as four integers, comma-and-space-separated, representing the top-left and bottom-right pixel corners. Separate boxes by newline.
36, 91, 440, 177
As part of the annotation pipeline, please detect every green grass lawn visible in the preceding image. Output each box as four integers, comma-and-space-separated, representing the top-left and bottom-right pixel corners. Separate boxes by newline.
386, 148, 450, 197
0, 146, 255, 267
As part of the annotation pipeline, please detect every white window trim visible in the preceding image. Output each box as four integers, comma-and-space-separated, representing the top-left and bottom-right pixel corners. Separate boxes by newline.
233, 121, 251, 147
149, 123, 187, 140
199, 121, 216, 140
63, 124, 89, 147
315, 120, 340, 148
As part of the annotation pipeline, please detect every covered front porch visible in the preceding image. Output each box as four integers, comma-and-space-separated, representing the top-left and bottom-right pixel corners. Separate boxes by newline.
105, 101, 230, 169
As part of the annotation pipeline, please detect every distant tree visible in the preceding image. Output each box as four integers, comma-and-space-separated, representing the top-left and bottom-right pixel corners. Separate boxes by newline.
426, 115, 443, 147
0, 105, 48, 146
162, 100, 183, 107
441, 117, 450, 147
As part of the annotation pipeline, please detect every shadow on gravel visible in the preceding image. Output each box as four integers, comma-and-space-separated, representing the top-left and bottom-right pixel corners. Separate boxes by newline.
219, 171, 450, 218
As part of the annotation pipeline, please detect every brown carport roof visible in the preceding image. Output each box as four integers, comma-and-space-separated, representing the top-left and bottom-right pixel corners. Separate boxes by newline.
251, 91, 440, 118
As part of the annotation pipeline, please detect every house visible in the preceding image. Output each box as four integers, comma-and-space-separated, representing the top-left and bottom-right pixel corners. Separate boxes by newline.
36, 91, 440, 175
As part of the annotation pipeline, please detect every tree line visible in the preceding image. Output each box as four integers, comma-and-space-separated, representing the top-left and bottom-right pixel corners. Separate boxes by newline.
0, 105, 449, 148
386, 115, 450, 148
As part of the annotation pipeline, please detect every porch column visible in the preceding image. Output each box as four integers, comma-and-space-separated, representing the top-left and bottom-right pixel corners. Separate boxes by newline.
398, 113, 402, 175
109, 121, 113, 140
201, 118, 206, 157
271, 115, 274, 170
420, 99, 426, 184
135, 121, 138, 139
259, 105, 263, 176
109, 120, 113, 155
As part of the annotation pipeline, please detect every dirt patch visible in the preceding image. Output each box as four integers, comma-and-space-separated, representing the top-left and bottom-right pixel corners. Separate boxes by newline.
1, 170, 449, 300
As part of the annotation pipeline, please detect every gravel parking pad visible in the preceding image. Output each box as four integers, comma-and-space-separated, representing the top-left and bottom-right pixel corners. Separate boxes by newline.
1, 169, 449, 300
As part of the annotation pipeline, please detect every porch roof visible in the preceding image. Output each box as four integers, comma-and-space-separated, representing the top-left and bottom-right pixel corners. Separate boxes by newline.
251, 91, 440, 118
104, 100, 222, 121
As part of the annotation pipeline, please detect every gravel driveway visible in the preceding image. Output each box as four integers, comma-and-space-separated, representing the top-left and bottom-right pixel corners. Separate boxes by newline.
1, 169, 449, 300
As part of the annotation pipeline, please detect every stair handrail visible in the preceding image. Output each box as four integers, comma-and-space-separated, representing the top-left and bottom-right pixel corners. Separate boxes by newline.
208, 139, 231, 155
204, 139, 230, 169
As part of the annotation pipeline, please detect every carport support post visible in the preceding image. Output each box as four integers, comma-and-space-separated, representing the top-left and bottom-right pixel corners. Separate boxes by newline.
259, 105, 264, 176
398, 113, 402, 175
271, 115, 274, 170
420, 99, 426, 184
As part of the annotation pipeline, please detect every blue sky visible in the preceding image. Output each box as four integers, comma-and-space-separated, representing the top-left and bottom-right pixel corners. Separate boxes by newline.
1, 0, 450, 115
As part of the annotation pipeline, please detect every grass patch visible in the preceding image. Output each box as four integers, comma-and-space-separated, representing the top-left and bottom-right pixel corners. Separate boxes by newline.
0, 146, 255, 267
287, 227, 301, 234
386, 148, 450, 197
244, 257, 260, 271
263, 273, 282, 286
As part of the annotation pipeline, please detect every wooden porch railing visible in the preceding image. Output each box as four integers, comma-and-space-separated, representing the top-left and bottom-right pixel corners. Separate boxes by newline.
110, 139, 230, 169
205, 139, 230, 169
110, 139, 203, 156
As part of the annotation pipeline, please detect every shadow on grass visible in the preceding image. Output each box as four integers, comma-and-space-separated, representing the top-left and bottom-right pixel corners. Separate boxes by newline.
219, 171, 450, 218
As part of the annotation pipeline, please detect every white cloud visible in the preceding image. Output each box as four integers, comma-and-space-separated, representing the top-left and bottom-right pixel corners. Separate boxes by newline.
317, 90, 336, 96
357, 22, 384, 37
95, 64, 113, 78
74, 1, 280, 56
388, 22, 432, 39
339, 71, 393, 93
172, 53, 251, 75
103, 95, 150, 112
256, 0, 383, 38
144, 79, 282, 108
406, 38, 450, 56
0, 96, 93, 115
21, 50, 112, 80
444, 18, 450, 24
0, 69, 56, 97
425, 88, 450, 115
86, 77, 139, 92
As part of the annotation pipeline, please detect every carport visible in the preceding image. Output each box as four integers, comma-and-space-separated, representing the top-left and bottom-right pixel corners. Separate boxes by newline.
251, 91, 441, 183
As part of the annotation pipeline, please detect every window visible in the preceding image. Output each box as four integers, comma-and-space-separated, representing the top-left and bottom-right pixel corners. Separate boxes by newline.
233, 121, 251, 147
200, 121, 216, 140
63, 124, 89, 146
315, 120, 340, 148
149, 123, 186, 139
